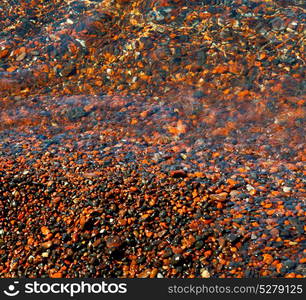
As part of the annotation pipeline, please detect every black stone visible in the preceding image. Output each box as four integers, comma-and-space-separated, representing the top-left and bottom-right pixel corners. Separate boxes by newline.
171, 254, 183, 266
225, 234, 241, 244
66, 107, 88, 121
193, 90, 205, 99
195, 240, 204, 250
282, 259, 297, 270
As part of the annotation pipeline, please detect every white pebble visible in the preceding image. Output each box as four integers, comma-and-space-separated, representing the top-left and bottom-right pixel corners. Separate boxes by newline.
283, 186, 291, 193
246, 184, 254, 191
200, 268, 210, 278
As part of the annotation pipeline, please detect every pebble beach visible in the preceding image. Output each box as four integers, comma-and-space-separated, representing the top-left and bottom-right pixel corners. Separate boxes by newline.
0, 0, 305, 278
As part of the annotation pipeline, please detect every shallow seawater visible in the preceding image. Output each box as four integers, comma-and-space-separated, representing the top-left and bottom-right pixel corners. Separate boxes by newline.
0, 0, 305, 194
0, 90, 304, 162
0, 0, 305, 279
